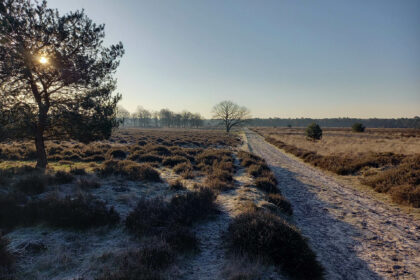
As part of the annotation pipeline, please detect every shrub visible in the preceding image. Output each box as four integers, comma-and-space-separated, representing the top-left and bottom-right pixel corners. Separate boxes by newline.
70, 168, 87, 175
173, 162, 192, 173
196, 149, 232, 166
306, 123, 322, 140
0, 193, 26, 229
0, 194, 119, 229
77, 177, 101, 189
54, 171, 75, 184
237, 151, 261, 167
0, 235, 14, 274
25, 195, 120, 229
147, 145, 171, 156
390, 185, 420, 208
125, 198, 169, 235
162, 156, 189, 167
162, 226, 197, 252
100, 160, 161, 182
83, 154, 106, 162
108, 149, 127, 159
173, 162, 194, 179
247, 164, 269, 178
254, 177, 278, 193
352, 123, 365, 132
96, 239, 174, 280
210, 168, 233, 183
138, 140, 147, 146
267, 193, 293, 215
13, 173, 49, 194
129, 152, 163, 164
126, 188, 216, 236
227, 211, 323, 279
204, 177, 232, 192
169, 187, 217, 226
169, 180, 185, 191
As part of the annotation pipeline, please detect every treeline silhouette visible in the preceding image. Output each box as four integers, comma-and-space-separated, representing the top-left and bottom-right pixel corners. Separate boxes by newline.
117, 107, 204, 128
248, 117, 420, 128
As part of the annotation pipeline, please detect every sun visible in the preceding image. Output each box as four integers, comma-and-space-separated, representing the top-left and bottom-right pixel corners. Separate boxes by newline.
39, 56, 48, 64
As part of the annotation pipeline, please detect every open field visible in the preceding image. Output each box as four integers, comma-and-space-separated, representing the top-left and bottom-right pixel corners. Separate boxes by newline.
244, 129, 420, 279
252, 127, 420, 207
0, 128, 321, 280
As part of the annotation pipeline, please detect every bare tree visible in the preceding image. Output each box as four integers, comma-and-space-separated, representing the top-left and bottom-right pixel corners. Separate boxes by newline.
135, 106, 151, 127
116, 106, 130, 127
212, 101, 250, 133
151, 111, 160, 127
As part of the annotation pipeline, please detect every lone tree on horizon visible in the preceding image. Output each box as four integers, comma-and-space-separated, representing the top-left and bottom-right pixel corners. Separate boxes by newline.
0, 0, 124, 168
212, 101, 250, 133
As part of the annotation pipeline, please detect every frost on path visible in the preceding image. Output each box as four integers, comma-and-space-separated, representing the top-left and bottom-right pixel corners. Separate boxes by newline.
175, 157, 282, 280
244, 129, 420, 280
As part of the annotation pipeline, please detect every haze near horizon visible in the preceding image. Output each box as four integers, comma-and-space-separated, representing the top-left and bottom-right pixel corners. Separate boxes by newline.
48, 0, 420, 118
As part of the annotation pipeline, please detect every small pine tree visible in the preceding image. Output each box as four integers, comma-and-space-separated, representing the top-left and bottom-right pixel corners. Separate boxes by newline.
306, 123, 322, 140
352, 123, 365, 132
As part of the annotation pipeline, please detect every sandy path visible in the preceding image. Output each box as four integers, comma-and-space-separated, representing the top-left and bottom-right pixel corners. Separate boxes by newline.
176, 158, 283, 280
244, 129, 420, 280
176, 197, 231, 280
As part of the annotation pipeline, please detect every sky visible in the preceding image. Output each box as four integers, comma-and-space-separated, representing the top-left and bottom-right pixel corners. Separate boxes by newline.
48, 0, 420, 118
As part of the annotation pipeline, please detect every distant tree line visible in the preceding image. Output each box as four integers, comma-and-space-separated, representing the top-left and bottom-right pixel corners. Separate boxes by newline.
248, 117, 420, 129
117, 106, 204, 128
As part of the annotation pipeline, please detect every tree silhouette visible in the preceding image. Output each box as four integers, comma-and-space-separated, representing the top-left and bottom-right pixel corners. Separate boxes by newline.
0, 0, 124, 168
212, 101, 250, 133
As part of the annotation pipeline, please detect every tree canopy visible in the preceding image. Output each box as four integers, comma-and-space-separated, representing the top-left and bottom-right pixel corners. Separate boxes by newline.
212, 101, 250, 133
0, 0, 124, 167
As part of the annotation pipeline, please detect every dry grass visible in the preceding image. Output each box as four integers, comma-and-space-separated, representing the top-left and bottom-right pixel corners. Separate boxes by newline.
253, 127, 420, 156
100, 160, 161, 182
253, 127, 420, 207
0, 128, 243, 279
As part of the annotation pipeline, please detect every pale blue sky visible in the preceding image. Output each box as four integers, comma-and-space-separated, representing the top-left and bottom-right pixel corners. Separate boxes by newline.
48, 0, 420, 118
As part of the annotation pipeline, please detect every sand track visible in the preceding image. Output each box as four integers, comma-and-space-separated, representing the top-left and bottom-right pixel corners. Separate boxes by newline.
244, 129, 420, 280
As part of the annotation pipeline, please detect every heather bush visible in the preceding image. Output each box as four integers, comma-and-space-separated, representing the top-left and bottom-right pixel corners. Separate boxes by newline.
54, 171, 75, 184
247, 163, 270, 178
267, 193, 293, 215
227, 210, 323, 279
96, 239, 174, 280
0, 235, 14, 275
147, 145, 171, 156
254, 177, 278, 194
107, 149, 127, 159
162, 225, 198, 252
162, 156, 189, 167
77, 177, 101, 189
173, 162, 193, 174
100, 160, 161, 182
169, 180, 185, 191
70, 168, 87, 175
204, 178, 232, 192
25, 195, 120, 229
126, 188, 216, 236
129, 152, 163, 164
13, 173, 50, 194
0, 194, 119, 229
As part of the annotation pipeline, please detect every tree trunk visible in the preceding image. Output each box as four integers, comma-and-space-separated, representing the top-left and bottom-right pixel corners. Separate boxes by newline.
35, 125, 47, 169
